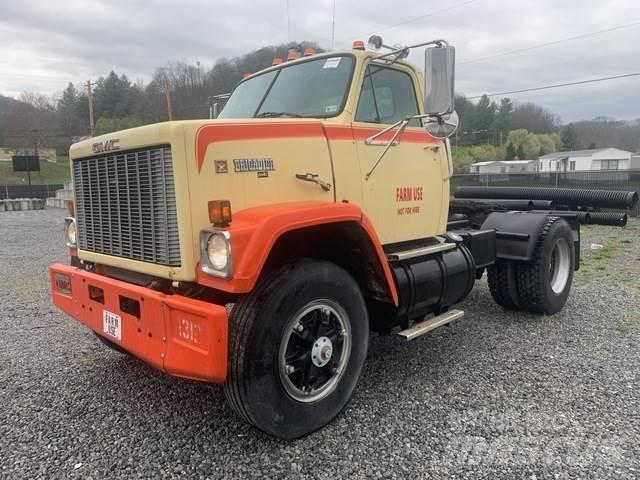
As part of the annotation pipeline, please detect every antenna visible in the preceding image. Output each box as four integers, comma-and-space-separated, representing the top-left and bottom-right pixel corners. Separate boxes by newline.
331, 0, 336, 49
286, 0, 291, 42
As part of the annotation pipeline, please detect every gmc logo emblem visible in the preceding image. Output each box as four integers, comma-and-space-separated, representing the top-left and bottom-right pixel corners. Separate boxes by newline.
92, 139, 120, 154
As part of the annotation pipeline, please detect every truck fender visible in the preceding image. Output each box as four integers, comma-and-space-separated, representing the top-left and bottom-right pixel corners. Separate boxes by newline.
482, 211, 580, 267
196, 202, 399, 305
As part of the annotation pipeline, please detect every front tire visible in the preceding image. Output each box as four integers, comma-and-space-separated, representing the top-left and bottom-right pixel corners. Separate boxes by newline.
224, 259, 369, 439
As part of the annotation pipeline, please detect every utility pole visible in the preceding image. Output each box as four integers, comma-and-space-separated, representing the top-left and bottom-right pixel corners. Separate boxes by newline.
164, 82, 173, 121
86, 80, 96, 137
29, 128, 40, 187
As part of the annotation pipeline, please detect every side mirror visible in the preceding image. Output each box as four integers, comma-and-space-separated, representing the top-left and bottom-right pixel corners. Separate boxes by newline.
424, 46, 455, 116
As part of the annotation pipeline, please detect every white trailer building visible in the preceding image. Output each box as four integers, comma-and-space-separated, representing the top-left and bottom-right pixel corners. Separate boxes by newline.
538, 148, 633, 172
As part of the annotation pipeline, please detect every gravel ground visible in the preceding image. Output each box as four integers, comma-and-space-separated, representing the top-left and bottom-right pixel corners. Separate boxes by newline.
1, 209, 639, 479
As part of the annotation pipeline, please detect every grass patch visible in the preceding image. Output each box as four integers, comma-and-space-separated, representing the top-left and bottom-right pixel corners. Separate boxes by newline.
0, 155, 70, 185
538, 314, 552, 327
591, 245, 614, 261
616, 323, 631, 333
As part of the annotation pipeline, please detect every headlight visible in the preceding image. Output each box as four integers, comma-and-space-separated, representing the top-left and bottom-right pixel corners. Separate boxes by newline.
207, 234, 229, 270
65, 217, 77, 247
200, 230, 232, 278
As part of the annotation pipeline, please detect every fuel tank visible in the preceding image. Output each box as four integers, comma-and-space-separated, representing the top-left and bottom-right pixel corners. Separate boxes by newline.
392, 243, 476, 324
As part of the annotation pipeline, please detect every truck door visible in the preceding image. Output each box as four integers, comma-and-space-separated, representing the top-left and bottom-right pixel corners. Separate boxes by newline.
353, 63, 446, 245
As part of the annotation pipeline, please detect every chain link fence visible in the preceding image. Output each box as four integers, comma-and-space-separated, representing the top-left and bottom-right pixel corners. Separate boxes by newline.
451, 170, 640, 216
0, 184, 64, 200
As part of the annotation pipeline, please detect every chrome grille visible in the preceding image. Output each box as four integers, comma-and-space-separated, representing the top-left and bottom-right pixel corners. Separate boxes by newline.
72, 145, 180, 266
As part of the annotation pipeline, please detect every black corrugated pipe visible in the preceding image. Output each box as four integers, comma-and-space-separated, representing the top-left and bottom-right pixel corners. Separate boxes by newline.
587, 212, 628, 227
531, 210, 591, 224
454, 186, 639, 210
531, 210, 627, 226
456, 198, 535, 210
530, 200, 557, 209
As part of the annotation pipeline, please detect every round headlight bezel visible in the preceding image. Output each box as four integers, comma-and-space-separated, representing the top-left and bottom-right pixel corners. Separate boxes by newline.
200, 230, 232, 278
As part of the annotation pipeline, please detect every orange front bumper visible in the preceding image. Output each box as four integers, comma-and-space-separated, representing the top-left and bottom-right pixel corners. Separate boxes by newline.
49, 263, 228, 382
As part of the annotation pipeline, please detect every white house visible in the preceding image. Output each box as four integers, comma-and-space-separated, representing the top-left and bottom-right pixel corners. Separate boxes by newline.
469, 160, 538, 174
538, 148, 633, 172
632, 154, 640, 169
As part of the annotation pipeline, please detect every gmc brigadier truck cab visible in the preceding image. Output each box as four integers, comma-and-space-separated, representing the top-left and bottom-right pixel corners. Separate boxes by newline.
50, 36, 582, 439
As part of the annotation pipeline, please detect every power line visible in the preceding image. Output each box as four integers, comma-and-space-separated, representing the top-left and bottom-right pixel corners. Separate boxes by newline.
467, 72, 640, 99
337, 0, 481, 44
459, 21, 640, 65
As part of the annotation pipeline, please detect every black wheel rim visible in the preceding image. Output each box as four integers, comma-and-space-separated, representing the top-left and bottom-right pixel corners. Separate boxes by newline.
278, 299, 351, 403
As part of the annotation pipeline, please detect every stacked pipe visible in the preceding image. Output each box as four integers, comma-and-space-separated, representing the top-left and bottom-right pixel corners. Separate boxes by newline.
454, 186, 639, 210
456, 199, 556, 210
530, 210, 628, 227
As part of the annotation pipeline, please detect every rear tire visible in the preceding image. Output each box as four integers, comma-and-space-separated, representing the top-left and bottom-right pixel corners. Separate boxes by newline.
515, 217, 575, 314
223, 259, 369, 439
487, 260, 521, 310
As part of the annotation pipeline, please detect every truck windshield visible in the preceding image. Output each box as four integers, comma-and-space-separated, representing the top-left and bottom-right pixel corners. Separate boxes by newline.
218, 55, 354, 119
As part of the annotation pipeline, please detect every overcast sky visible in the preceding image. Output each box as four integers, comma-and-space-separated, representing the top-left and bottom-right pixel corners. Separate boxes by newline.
1, 0, 638, 122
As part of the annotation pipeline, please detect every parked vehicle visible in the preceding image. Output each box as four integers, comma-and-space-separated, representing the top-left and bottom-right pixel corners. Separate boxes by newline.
49, 36, 634, 439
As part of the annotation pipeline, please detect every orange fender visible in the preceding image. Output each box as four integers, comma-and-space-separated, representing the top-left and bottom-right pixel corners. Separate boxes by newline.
196, 202, 398, 305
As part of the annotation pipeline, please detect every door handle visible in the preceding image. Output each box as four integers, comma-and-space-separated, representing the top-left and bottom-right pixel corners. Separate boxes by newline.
295, 173, 332, 191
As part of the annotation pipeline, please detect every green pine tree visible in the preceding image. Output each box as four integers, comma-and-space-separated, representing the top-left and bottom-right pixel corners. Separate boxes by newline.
506, 142, 517, 160
516, 143, 526, 160
560, 123, 579, 151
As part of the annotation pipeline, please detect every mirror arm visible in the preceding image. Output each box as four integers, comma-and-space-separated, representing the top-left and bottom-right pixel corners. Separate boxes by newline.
371, 39, 448, 61
364, 115, 429, 181
443, 138, 454, 181
365, 114, 431, 146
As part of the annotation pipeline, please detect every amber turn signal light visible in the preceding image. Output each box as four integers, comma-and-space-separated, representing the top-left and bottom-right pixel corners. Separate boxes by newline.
208, 200, 232, 226
67, 199, 75, 216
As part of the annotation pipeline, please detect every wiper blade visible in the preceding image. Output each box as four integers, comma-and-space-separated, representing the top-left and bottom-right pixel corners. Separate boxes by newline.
255, 111, 304, 118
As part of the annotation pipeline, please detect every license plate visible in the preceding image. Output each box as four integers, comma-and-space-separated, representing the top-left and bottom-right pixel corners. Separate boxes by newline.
103, 310, 122, 341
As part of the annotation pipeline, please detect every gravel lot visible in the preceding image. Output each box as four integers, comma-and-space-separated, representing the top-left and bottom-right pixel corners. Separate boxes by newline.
1, 209, 639, 479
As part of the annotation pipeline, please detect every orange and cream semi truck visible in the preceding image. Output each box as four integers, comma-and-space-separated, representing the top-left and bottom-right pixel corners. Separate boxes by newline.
50, 37, 582, 439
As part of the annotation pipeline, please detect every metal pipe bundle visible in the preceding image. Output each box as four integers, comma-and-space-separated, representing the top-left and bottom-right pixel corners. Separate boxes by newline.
454, 186, 639, 210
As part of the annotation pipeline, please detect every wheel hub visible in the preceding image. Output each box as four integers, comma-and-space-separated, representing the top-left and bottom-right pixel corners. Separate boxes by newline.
312, 336, 333, 367
278, 300, 351, 403
549, 237, 571, 294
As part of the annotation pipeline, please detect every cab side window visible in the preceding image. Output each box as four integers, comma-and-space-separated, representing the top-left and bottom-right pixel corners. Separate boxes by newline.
355, 65, 420, 126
